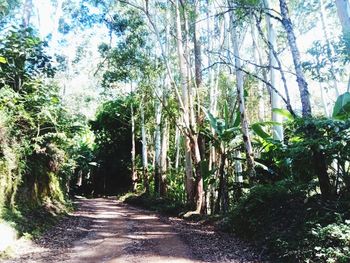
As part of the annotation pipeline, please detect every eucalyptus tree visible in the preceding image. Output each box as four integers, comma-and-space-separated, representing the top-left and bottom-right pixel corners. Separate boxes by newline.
279, 0, 312, 117
335, 0, 350, 50
263, 0, 284, 140
174, 0, 197, 209
228, 0, 256, 177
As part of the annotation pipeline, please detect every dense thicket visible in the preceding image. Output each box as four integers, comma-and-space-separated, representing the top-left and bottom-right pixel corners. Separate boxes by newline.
88, 98, 134, 195
0, 26, 92, 234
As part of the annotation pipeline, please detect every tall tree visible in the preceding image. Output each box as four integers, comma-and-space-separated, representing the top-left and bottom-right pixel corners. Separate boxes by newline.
229, 3, 256, 177
335, 0, 350, 44
174, 0, 195, 206
279, 0, 312, 117
264, 0, 283, 140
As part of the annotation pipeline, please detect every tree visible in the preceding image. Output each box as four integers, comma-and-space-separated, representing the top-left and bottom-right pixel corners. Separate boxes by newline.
229, 2, 256, 177
279, 0, 312, 117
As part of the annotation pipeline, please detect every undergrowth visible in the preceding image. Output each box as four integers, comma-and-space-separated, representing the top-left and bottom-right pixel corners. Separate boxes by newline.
121, 192, 187, 216
224, 180, 350, 262
0, 200, 72, 239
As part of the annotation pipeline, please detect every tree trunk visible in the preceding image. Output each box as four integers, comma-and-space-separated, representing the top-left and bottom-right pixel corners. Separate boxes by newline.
250, 16, 266, 122
279, 0, 312, 117
192, 0, 204, 213
160, 88, 169, 196
215, 151, 226, 214
174, 125, 181, 170
175, 0, 195, 206
141, 97, 149, 193
22, 0, 33, 28
154, 85, 162, 195
320, 0, 340, 97
230, 9, 256, 177
313, 149, 332, 200
131, 89, 137, 191
263, 0, 284, 140
335, 0, 350, 42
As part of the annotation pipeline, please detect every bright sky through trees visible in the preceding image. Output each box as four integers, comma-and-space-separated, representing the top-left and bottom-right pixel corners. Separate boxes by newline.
29, 0, 346, 118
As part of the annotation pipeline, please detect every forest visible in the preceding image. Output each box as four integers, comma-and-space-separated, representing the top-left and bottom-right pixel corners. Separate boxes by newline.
0, 0, 350, 262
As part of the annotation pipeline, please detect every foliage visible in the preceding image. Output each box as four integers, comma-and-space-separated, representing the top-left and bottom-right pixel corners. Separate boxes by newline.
253, 117, 350, 194
0, 27, 55, 91
98, 9, 158, 87
227, 181, 350, 262
0, 201, 70, 238
88, 97, 134, 195
0, 27, 92, 227
123, 192, 186, 216
333, 92, 350, 120
311, 221, 350, 263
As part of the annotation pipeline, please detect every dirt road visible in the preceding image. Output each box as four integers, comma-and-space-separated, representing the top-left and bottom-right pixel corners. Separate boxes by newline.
2, 198, 263, 263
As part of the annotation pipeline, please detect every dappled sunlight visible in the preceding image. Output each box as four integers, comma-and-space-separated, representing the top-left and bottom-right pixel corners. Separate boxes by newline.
61, 198, 201, 263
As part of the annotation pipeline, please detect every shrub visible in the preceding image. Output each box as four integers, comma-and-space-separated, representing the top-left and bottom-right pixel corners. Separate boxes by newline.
228, 181, 350, 262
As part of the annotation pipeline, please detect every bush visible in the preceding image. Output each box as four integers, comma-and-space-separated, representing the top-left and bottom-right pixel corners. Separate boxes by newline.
227, 181, 350, 262
310, 221, 350, 263
123, 192, 186, 216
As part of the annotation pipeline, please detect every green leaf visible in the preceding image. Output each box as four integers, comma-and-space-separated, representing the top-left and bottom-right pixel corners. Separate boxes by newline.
224, 101, 229, 129
0, 56, 6, 63
256, 121, 281, 126
272, 108, 294, 120
200, 160, 211, 179
202, 107, 219, 134
332, 92, 350, 120
233, 111, 241, 127
251, 123, 270, 139
221, 127, 239, 141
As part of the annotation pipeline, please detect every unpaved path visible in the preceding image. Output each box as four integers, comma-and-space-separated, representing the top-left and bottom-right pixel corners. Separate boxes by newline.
2, 198, 264, 263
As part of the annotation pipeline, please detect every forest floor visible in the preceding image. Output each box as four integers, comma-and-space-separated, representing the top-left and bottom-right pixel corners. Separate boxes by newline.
1, 197, 265, 263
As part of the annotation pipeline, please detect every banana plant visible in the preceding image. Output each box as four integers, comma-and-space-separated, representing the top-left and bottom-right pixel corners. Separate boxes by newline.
333, 92, 350, 120
202, 102, 241, 213
251, 108, 293, 141
202, 102, 241, 148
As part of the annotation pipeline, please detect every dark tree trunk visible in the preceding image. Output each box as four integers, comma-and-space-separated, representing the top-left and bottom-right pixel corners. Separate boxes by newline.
313, 150, 332, 199
215, 152, 226, 214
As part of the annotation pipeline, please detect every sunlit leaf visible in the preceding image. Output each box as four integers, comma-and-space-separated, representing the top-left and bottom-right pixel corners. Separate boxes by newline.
332, 92, 350, 120
251, 123, 270, 139
272, 108, 294, 120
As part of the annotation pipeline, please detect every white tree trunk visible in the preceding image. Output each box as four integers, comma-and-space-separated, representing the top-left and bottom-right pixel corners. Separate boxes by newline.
319, 83, 330, 117
141, 97, 149, 192
174, 125, 181, 170
335, 0, 350, 38
320, 0, 340, 97
264, 0, 283, 140
131, 86, 137, 191
175, 0, 194, 204
229, 9, 256, 177
250, 17, 266, 122
160, 115, 169, 196
154, 85, 162, 194
22, 0, 33, 28
234, 151, 243, 183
